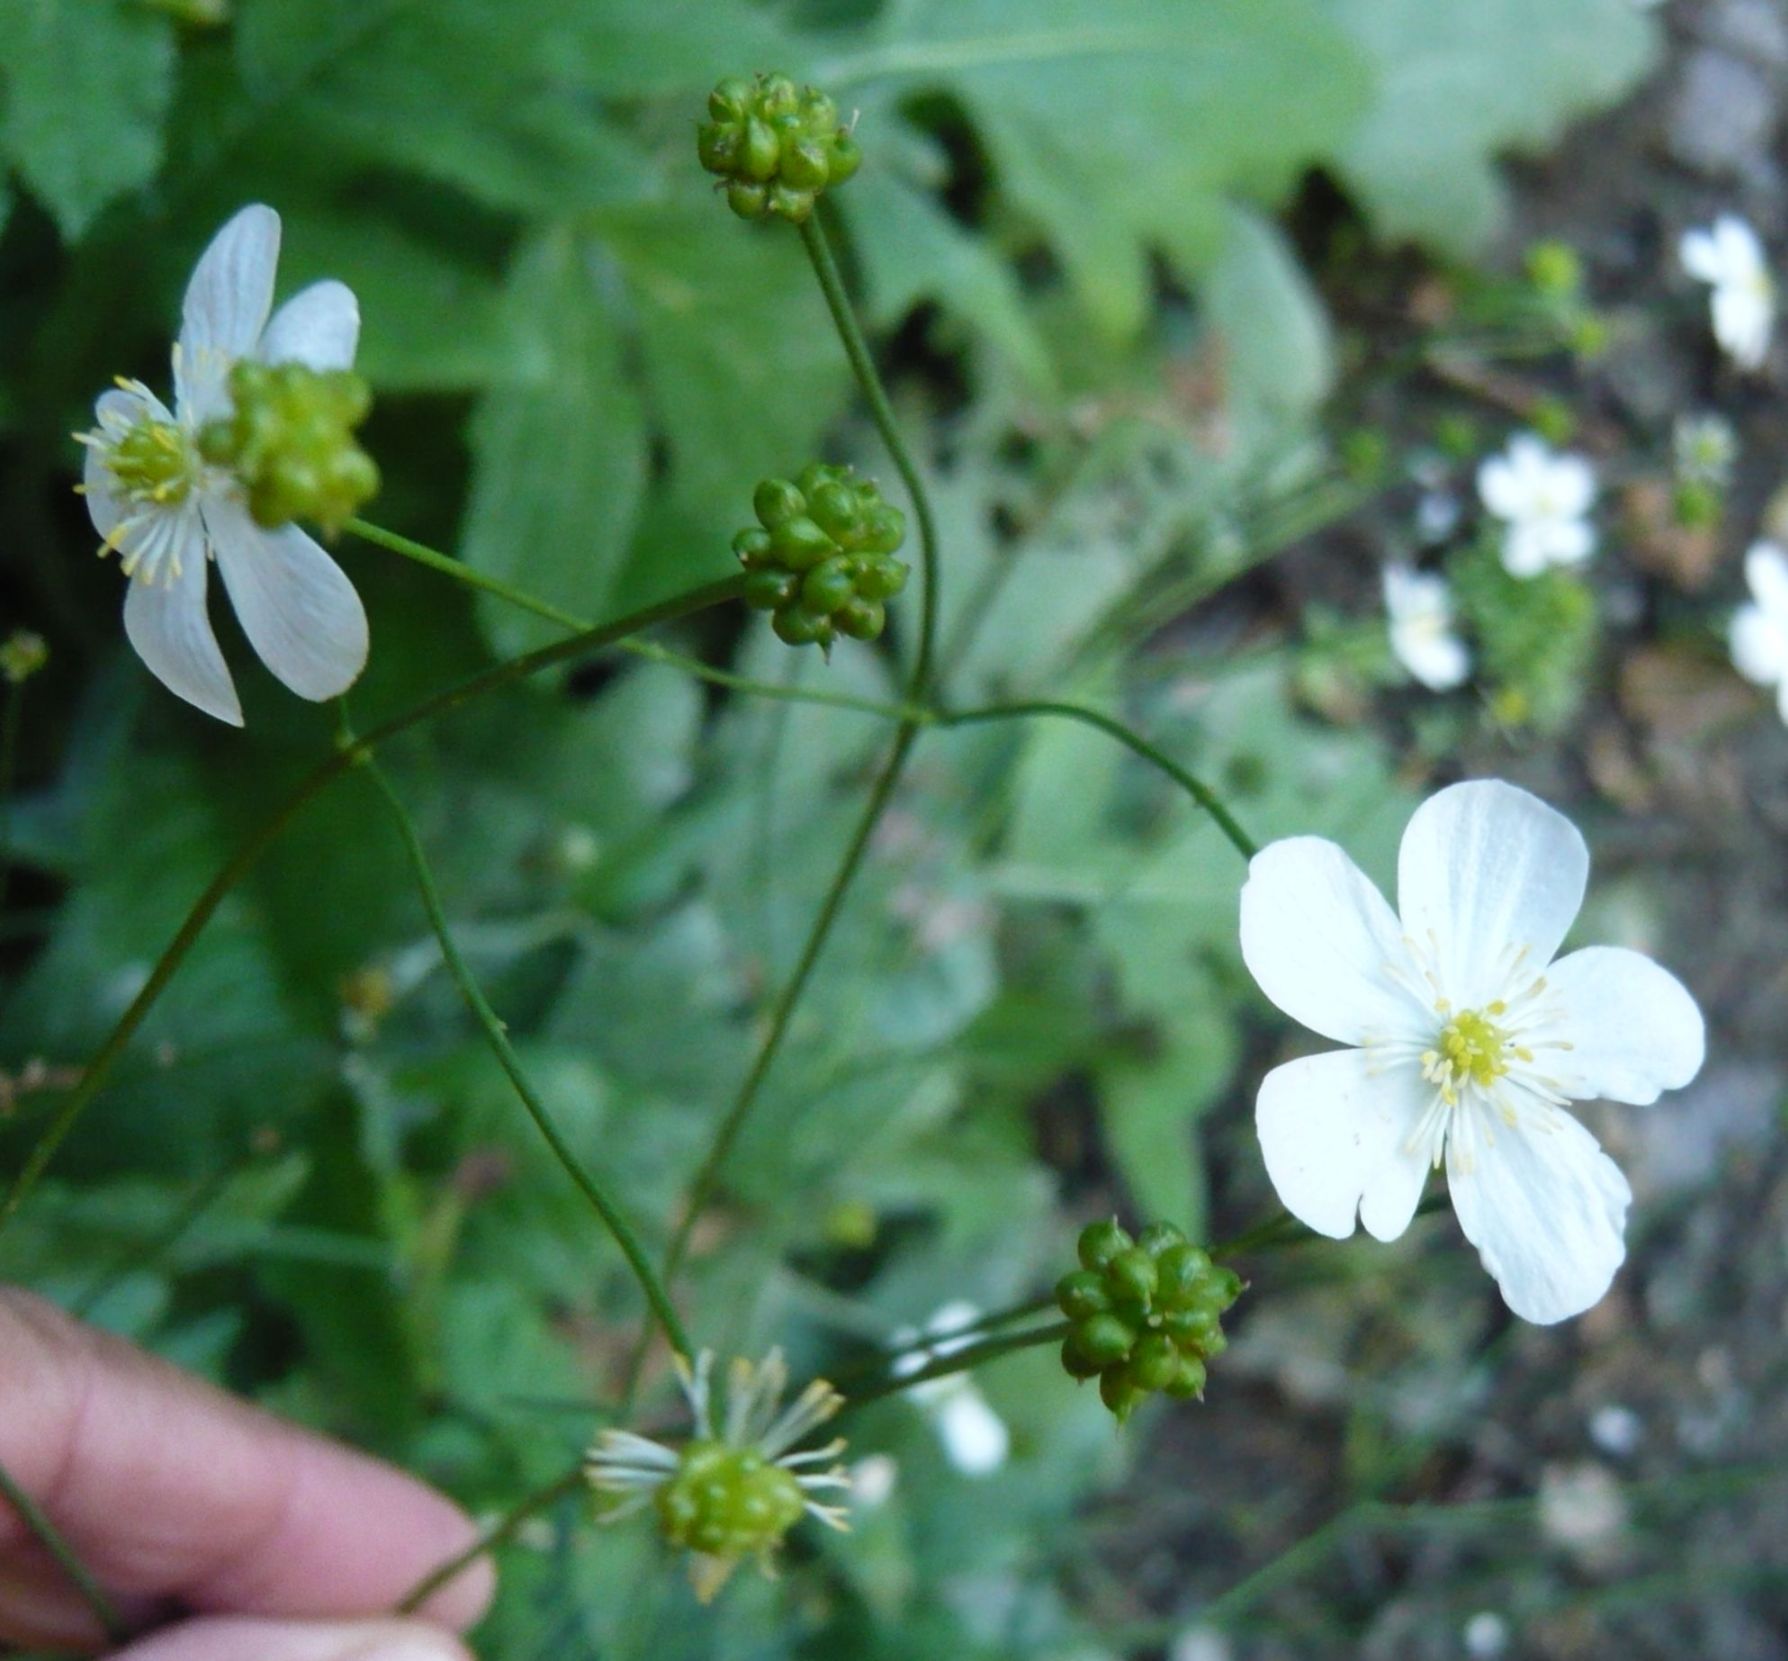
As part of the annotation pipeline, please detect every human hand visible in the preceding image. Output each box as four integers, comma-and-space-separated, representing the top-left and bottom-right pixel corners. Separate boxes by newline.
0, 1289, 494, 1659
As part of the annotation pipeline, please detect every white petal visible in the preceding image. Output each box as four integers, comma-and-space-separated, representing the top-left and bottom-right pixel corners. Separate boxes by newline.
258, 279, 361, 371
1476, 454, 1522, 519
1537, 946, 1705, 1105
1240, 838, 1431, 1046
1712, 288, 1771, 369
1446, 1091, 1630, 1324
1745, 542, 1788, 619
1729, 604, 1787, 686
1538, 516, 1595, 568
1397, 780, 1588, 1010
1254, 1047, 1432, 1241
1547, 456, 1597, 518
122, 520, 243, 726
203, 494, 368, 701
1395, 623, 1471, 692
933, 1385, 1009, 1475
1679, 227, 1722, 284
177, 206, 280, 420
1500, 524, 1551, 579
1777, 677, 1788, 727
1712, 214, 1765, 278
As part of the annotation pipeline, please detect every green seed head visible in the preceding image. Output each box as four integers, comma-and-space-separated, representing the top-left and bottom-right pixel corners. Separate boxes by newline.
654, 1441, 806, 1561
198, 359, 379, 535
697, 70, 863, 223
735, 464, 909, 651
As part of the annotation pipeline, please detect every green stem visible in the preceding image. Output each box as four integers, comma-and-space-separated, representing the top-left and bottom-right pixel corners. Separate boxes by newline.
942, 700, 1258, 861
1213, 1192, 1450, 1260
349, 516, 928, 723
0, 677, 23, 913
356, 745, 692, 1361
839, 1320, 1071, 1413
71, 1162, 235, 1319
799, 214, 941, 698
626, 213, 952, 1391
0, 1453, 127, 1644
397, 1462, 587, 1616
0, 576, 745, 1237
658, 722, 919, 1293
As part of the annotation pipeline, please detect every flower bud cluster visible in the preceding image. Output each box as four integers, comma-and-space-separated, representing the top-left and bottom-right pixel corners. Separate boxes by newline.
198, 361, 379, 536
1056, 1219, 1241, 1423
735, 464, 908, 650
698, 73, 862, 224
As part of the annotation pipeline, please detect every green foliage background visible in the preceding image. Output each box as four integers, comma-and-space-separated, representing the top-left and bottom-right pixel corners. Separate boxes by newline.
0, 1, 1655, 1654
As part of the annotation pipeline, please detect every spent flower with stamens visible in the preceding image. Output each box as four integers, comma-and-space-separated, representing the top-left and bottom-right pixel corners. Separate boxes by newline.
1729, 542, 1788, 725
1239, 780, 1704, 1323
76, 204, 369, 726
1476, 434, 1597, 578
1681, 215, 1775, 371
585, 1349, 851, 1602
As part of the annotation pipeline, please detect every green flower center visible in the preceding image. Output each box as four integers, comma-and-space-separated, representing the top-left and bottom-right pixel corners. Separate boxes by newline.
1422, 1006, 1513, 1103
653, 1441, 805, 1561
106, 417, 197, 507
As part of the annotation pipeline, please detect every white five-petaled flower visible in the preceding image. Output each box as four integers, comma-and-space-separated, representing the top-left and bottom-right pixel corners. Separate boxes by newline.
1476, 435, 1597, 578
77, 204, 369, 726
891, 1301, 1011, 1476
1383, 564, 1470, 691
1729, 541, 1788, 723
1239, 780, 1705, 1324
1680, 215, 1775, 371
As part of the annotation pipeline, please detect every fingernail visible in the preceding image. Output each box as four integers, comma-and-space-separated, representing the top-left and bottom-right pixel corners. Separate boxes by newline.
336, 1622, 470, 1661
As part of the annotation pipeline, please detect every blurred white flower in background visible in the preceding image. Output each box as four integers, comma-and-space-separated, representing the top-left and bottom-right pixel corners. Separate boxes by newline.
77, 204, 368, 726
1672, 412, 1737, 488
848, 1453, 899, 1508
1729, 542, 1788, 723
1463, 1611, 1510, 1658
1168, 1627, 1233, 1661
1477, 434, 1597, 577
1239, 780, 1706, 1324
1589, 1402, 1644, 1457
892, 1301, 1011, 1476
1383, 563, 1470, 691
1681, 215, 1775, 371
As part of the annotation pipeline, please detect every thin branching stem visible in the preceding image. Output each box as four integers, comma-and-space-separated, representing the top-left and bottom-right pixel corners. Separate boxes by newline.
355, 741, 693, 1361
0, 576, 745, 1235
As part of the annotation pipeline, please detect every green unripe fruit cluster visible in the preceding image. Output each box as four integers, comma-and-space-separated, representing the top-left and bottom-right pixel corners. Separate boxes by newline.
653, 1440, 806, 1561
199, 360, 379, 536
1057, 1219, 1242, 1424
698, 72, 861, 224
735, 463, 908, 651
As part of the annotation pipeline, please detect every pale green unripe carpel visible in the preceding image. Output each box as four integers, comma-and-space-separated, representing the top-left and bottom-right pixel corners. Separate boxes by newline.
698, 71, 862, 225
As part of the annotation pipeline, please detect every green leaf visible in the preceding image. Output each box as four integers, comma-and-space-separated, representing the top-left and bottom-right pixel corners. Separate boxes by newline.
279, 209, 511, 393
233, 0, 654, 216
826, 0, 1370, 339
844, 165, 1054, 392
0, 0, 175, 238
594, 192, 848, 605
1334, 0, 1659, 252
459, 228, 647, 656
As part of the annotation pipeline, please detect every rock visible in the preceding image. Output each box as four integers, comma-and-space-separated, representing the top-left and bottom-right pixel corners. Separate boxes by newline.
1666, 47, 1781, 178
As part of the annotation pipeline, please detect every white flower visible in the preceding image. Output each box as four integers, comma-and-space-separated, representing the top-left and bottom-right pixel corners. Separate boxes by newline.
892, 1300, 1010, 1476
1681, 215, 1775, 371
1672, 412, 1737, 488
1463, 1612, 1510, 1659
77, 204, 368, 726
1729, 542, 1788, 722
1383, 564, 1470, 691
1476, 435, 1597, 578
1238, 780, 1705, 1324
585, 1349, 850, 1601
